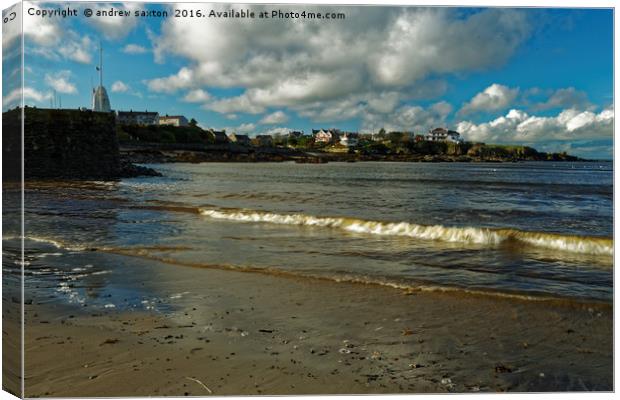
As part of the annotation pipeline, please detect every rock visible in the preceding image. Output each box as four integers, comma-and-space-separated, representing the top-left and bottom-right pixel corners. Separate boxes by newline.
495, 363, 512, 373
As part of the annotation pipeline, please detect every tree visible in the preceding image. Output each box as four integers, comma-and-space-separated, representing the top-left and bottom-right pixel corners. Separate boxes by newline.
160, 131, 176, 143
189, 118, 198, 127
388, 131, 405, 145
297, 136, 314, 148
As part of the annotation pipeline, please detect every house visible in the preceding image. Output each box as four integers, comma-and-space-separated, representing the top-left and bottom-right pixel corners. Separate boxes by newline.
339, 132, 359, 147
313, 128, 341, 143
228, 133, 251, 146
426, 128, 463, 143
116, 110, 159, 126
159, 115, 189, 127
253, 135, 273, 147
209, 129, 229, 144
414, 134, 426, 142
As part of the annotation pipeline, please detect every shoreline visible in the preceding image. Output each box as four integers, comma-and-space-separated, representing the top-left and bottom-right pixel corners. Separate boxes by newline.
121, 147, 592, 165
20, 255, 613, 396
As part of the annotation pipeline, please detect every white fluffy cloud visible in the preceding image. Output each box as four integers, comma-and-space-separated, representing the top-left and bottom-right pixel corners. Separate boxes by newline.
258, 126, 295, 137
22, 4, 62, 46
183, 89, 211, 103
110, 81, 143, 98
147, 67, 194, 94
3, 87, 51, 109
111, 81, 129, 93
44, 71, 77, 94
87, 3, 141, 40
459, 84, 519, 115
148, 6, 530, 115
225, 123, 256, 134
19, 6, 92, 63
361, 101, 453, 133
456, 107, 613, 144
259, 111, 288, 125
123, 44, 148, 54
58, 32, 93, 64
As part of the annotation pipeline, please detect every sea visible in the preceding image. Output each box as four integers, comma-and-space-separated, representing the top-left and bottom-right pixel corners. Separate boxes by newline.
2, 161, 613, 311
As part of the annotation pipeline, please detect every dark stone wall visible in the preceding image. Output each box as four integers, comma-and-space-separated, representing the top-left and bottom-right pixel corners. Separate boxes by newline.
2, 108, 21, 181
3, 107, 122, 179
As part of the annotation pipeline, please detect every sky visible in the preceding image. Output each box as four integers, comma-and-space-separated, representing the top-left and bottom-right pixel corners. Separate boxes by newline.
2, 2, 614, 158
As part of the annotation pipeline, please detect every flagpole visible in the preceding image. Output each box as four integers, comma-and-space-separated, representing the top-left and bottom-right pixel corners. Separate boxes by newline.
99, 41, 103, 87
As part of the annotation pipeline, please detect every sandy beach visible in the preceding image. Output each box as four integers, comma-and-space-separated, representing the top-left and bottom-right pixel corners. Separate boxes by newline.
18, 257, 612, 397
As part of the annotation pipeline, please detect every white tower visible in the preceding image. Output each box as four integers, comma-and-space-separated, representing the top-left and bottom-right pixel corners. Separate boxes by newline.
92, 42, 111, 112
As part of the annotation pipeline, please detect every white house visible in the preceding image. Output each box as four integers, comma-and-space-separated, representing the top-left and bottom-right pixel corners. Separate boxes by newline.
339, 132, 359, 147
426, 128, 463, 143
159, 115, 189, 127
313, 128, 340, 143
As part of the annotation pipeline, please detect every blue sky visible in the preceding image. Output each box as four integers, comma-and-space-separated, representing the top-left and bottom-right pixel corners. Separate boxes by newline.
3, 3, 614, 158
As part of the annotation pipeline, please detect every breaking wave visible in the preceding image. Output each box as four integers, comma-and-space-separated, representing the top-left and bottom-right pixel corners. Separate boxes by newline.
198, 208, 613, 257
3, 235, 89, 252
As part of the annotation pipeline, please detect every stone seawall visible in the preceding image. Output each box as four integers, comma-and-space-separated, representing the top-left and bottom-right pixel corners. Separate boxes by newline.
3, 107, 159, 180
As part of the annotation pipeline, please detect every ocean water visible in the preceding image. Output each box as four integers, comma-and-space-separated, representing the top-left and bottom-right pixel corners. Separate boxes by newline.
4, 161, 613, 309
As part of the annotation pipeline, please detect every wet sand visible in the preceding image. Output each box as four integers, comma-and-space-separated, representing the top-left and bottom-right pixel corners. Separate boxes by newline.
21, 263, 612, 397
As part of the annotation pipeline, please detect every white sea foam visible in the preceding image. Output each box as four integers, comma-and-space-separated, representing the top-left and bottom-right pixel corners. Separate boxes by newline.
199, 208, 612, 257
6, 235, 89, 252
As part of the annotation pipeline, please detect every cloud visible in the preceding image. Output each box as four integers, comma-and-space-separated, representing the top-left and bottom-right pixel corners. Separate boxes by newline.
123, 44, 148, 54
20, 5, 92, 64
87, 3, 141, 40
22, 4, 62, 46
258, 126, 294, 137
225, 123, 256, 134
531, 87, 591, 111
259, 111, 288, 125
182, 89, 210, 103
456, 107, 613, 144
110, 81, 143, 98
203, 95, 266, 115
25, 29, 93, 64
2, 3, 23, 50
111, 81, 129, 93
369, 9, 529, 86
147, 67, 194, 93
366, 92, 402, 114
295, 95, 366, 122
360, 101, 453, 133
459, 84, 519, 115
44, 71, 77, 94
58, 32, 93, 64
294, 81, 448, 123
4, 86, 51, 109
147, 7, 530, 115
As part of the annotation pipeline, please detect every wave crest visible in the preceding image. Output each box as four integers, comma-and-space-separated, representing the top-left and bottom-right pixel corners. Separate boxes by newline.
199, 208, 612, 257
